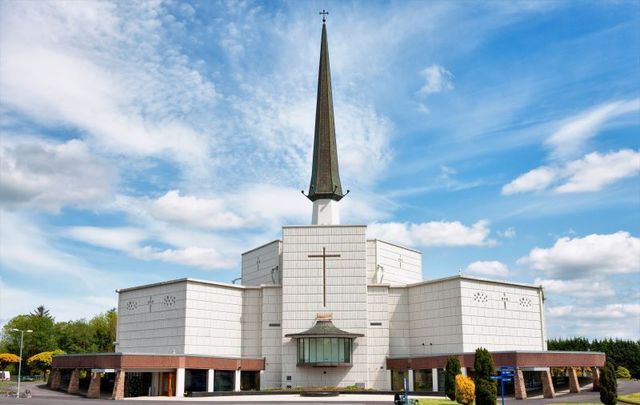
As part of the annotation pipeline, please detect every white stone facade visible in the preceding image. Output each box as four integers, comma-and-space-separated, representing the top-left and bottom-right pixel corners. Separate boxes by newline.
116, 224, 546, 390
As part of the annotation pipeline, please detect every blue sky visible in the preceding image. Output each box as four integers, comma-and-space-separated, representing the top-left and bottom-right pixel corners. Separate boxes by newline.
0, 0, 638, 339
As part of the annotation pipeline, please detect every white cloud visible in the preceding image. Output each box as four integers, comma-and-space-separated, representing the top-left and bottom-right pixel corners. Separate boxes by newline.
66, 226, 147, 251
150, 190, 245, 230
535, 278, 615, 298
0, 1, 216, 165
518, 231, 640, 279
465, 260, 509, 277
368, 219, 492, 247
0, 279, 116, 326
555, 149, 640, 193
502, 149, 640, 195
418, 64, 454, 96
546, 304, 640, 339
132, 246, 235, 270
0, 137, 114, 212
545, 99, 639, 161
0, 211, 101, 286
498, 227, 516, 238
502, 166, 557, 195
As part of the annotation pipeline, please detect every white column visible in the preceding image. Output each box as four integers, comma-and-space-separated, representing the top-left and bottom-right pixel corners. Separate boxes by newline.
432, 368, 438, 392
312, 199, 340, 225
176, 368, 185, 398
234, 370, 241, 392
461, 367, 468, 376
408, 369, 415, 391
207, 369, 215, 392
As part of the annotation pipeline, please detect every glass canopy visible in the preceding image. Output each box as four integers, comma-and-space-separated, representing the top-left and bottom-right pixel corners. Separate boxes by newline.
297, 337, 352, 366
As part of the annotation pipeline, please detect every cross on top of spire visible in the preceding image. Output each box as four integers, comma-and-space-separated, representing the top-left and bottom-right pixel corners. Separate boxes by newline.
319, 10, 329, 23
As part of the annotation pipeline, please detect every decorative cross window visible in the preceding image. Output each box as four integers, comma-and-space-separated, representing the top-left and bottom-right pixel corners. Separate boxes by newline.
163, 295, 176, 307
473, 292, 489, 303
501, 293, 509, 309
398, 255, 403, 269
519, 297, 532, 308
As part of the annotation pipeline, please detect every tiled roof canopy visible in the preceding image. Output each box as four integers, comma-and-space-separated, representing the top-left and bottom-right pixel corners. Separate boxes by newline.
285, 320, 364, 339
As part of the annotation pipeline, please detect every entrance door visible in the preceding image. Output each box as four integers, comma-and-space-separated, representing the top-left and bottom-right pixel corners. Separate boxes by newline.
161, 372, 176, 396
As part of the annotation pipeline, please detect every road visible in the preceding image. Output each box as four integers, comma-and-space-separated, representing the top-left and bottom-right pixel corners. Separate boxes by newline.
0, 380, 638, 404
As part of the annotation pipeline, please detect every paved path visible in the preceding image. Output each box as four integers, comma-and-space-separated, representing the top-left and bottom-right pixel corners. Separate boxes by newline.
0, 380, 637, 404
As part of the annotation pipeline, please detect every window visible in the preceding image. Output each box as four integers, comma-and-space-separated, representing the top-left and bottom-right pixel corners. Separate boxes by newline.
414, 369, 433, 392
295, 337, 353, 366
214, 370, 235, 392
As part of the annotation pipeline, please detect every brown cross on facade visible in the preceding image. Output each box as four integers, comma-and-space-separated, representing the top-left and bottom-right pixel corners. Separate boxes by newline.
147, 296, 154, 312
308, 247, 340, 307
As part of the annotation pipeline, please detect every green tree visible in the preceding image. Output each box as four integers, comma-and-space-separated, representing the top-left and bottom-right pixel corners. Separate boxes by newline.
445, 356, 461, 401
600, 360, 617, 405
55, 320, 97, 353
1, 311, 56, 360
548, 338, 640, 379
31, 306, 53, 320
89, 309, 117, 352
474, 348, 497, 405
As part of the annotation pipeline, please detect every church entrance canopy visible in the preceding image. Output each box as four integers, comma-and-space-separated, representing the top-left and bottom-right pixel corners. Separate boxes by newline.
285, 319, 363, 367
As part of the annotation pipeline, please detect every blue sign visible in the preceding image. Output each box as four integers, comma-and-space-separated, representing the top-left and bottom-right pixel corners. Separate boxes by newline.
492, 367, 517, 405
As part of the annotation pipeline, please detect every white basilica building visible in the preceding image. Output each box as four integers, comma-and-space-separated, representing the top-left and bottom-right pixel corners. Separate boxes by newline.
51, 20, 604, 401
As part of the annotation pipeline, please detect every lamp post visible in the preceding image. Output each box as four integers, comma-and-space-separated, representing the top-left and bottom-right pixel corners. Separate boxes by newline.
10, 328, 32, 398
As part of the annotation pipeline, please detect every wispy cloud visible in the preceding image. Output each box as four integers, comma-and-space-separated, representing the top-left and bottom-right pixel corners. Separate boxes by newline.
0, 1, 217, 168
132, 246, 235, 270
368, 220, 493, 247
502, 149, 640, 195
0, 211, 102, 286
0, 137, 115, 212
465, 260, 509, 277
66, 226, 148, 252
545, 99, 639, 161
546, 303, 640, 339
417, 64, 454, 96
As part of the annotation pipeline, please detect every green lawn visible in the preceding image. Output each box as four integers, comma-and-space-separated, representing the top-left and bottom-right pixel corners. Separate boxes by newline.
619, 392, 640, 405
412, 399, 457, 405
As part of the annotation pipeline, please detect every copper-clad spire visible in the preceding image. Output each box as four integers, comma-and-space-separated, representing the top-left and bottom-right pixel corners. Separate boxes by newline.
306, 20, 346, 202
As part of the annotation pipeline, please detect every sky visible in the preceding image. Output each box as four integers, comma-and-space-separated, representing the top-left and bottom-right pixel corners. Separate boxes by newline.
0, 0, 638, 340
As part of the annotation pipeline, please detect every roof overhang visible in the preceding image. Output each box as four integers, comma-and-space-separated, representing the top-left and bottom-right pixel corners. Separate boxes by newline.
285, 320, 364, 339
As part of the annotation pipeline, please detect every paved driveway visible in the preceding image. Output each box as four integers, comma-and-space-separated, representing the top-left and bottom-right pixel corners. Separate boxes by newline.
0, 380, 637, 404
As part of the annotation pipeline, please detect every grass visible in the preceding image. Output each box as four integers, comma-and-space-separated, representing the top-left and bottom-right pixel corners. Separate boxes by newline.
412, 399, 457, 405
619, 392, 640, 405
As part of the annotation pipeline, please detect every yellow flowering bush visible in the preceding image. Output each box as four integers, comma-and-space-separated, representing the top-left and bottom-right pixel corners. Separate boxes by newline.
0, 353, 20, 372
455, 374, 476, 405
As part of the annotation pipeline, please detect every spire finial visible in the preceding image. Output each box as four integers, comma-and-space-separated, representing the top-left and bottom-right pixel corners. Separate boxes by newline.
319, 9, 329, 23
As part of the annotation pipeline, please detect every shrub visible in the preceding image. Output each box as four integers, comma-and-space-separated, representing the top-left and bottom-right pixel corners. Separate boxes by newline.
476, 379, 497, 405
600, 360, 618, 405
455, 374, 475, 405
0, 353, 20, 372
474, 347, 496, 405
445, 356, 461, 401
616, 366, 631, 380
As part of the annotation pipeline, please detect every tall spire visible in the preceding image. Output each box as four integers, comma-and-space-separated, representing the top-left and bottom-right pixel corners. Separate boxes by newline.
306, 19, 346, 203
